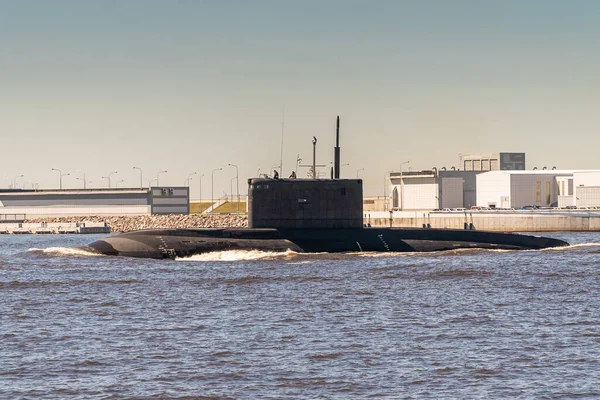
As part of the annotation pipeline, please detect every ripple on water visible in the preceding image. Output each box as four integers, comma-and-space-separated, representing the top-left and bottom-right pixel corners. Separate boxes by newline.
1, 232, 600, 398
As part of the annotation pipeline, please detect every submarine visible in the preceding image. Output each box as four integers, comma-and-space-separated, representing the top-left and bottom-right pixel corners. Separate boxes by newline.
88, 117, 568, 259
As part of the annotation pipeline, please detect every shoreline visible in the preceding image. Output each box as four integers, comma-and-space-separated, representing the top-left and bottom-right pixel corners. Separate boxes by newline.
26, 214, 248, 233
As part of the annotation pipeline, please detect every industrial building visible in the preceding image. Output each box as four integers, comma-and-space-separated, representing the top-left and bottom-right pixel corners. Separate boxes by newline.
0, 187, 189, 219
459, 152, 526, 171
387, 152, 527, 210
477, 170, 600, 209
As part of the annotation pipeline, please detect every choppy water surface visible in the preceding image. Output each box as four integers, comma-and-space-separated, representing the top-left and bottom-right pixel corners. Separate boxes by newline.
2, 232, 600, 399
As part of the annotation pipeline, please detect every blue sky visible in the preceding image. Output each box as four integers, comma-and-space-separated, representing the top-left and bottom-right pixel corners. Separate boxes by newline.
1, 1, 599, 196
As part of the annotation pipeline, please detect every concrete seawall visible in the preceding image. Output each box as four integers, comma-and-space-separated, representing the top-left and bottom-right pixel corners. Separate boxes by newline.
365, 210, 600, 232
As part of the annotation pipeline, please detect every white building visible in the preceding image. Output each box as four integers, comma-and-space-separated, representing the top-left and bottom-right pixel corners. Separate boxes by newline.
389, 170, 439, 210
0, 187, 190, 219
476, 170, 600, 209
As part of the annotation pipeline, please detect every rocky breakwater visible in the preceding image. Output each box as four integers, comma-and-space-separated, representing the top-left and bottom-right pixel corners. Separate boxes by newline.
26, 214, 248, 233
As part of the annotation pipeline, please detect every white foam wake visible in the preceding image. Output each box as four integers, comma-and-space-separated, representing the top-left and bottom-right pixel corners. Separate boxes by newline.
542, 242, 600, 251
28, 247, 103, 257
176, 249, 298, 262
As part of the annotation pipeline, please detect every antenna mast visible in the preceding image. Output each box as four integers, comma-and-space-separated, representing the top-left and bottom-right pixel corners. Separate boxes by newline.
334, 116, 340, 179
279, 106, 285, 175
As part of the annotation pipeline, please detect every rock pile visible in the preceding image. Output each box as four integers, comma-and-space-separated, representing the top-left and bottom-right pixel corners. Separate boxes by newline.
26, 214, 248, 233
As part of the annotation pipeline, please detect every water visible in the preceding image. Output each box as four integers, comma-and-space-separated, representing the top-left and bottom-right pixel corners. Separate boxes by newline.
2, 232, 600, 399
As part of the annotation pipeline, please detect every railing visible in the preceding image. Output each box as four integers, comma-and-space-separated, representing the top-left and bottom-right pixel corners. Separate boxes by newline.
0, 214, 26, 223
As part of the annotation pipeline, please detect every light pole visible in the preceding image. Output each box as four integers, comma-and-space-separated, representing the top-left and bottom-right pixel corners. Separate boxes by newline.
399, 161, 410, 210
116, 180, 124, 188
133, 166, 143, 188
357, 168, 364, 178
228, 163, 239, 212
12, 174, 24, 189
52, 168, 70, 189
186, 172, 197, 187
77, 177, 91, 188
108, 171, 118, 188
76, 170, 88, 189
230, 177, 236, 204
198, 174, 204, 202
156, 170, 167, 186
211, 167, 222, 213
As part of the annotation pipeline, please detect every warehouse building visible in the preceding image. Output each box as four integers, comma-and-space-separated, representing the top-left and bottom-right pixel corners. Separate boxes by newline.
476, 170, 600, 209
387, 152, 528, 210
0, 187, 189, 219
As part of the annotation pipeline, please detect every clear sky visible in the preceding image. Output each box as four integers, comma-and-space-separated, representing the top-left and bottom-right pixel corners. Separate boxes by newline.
1, 0, 599, 197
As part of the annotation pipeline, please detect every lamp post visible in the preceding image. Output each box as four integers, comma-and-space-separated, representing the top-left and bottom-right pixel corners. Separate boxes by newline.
133, 166, 143, 188
357, 168, 364, 178
211, 167, 222, 213
198, 174, 204, 202
51, 168, 70, 189
116, 180, 124, 188
156, 170, 167, 186
108, 171, 118, 188
228, 163, 239, 212
399, 161, 410, 210
230, 177, 236, 204
12, 174, 24, 189
186, 172, 197, 187
76, 177, 91, 188
76, 170, 88, 189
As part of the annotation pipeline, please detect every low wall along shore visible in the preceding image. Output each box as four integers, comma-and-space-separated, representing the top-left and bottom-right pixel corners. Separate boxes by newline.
365, 210, 600, 232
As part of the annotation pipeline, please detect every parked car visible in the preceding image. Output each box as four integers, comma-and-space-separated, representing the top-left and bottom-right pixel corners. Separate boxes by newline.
520, 205, 540, 210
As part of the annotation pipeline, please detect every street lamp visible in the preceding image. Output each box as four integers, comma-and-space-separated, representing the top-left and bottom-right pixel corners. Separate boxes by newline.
230, 176, 236, 203
76, 170, 88, 189
116, 180, 124, 188
186, 171, 197, 187
400, 161, 410, 210
156, 170, 167, 186
133, 166, 143, 188
198, 174, 204, 202
228, 163, 239, 212
357, 168, 364, 178
12, 174, 24, 189
108, 171, 118, 188
211, 167, 222, 213
76, 177, 92, 188
51, 168, 70, 189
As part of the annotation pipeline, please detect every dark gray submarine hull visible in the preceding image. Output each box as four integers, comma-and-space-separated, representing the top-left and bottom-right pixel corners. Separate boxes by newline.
87, 227, 569, 259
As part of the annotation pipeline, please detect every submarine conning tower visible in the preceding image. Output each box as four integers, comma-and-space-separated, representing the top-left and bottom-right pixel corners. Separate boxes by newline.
248, 178, 363, 229
248, 115, 363, 229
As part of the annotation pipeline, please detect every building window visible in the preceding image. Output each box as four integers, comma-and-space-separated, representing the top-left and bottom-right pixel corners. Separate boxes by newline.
536, 182, 541, 202
546, 181, 551, 204
392, 187, 399, 208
